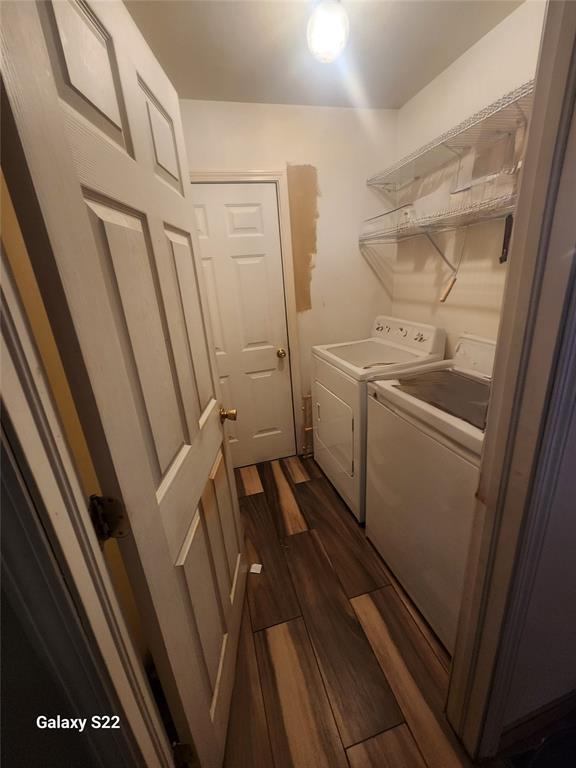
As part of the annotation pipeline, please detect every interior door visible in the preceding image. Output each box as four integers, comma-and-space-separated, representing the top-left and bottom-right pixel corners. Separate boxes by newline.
1, 3, 245, 766
192, 182, 296, 467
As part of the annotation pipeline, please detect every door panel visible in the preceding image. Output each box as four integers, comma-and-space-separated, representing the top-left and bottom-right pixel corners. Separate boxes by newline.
200, 450, 244, 733
51, 0, 123, 127
41, 0, 131, 151
212, 452, 243, 586
178, 509, 226, 689
2, 3, 245, 766
165, 227, 215, 412
192, 182, 296, 467
314, 381, 354, 477
201, 477, 232, 617
142, 84, 181, 184
86, 200, 187, 476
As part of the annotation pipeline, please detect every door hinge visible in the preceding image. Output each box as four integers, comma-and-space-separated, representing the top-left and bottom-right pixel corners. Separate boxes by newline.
89, 495, 128, 542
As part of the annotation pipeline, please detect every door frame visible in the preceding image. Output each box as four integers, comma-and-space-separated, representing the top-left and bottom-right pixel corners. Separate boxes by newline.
190, 170, 305, 456
1, 250, 174, 767
446, 0, 576, 758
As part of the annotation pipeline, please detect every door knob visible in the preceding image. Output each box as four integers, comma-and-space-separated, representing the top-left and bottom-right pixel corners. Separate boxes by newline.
219, 407, 237, 423
276, 348, 287, 359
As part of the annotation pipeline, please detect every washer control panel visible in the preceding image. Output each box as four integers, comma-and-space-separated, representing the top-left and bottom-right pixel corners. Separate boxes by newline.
372, 316, 446, 356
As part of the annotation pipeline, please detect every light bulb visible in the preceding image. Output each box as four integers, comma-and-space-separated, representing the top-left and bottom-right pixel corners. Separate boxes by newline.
307, 1, 350, 64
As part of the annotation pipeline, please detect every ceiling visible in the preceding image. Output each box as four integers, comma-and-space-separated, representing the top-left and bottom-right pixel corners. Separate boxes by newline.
126, 0, 524, 109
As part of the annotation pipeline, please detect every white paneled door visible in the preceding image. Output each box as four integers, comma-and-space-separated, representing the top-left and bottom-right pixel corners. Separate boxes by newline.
2, 2, 244, 766
192, 183, 296, 467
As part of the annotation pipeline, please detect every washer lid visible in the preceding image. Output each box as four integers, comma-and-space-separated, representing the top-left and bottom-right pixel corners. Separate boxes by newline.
394, 370, 491, 431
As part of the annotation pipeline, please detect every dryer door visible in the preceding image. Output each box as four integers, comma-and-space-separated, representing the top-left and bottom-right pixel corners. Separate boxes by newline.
313, 381, 354, 477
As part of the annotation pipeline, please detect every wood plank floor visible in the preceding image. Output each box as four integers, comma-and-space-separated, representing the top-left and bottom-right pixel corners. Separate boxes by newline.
347, 724, 428, 768
294, 478, 390, 597
257, 460, 308, 538
223, 603, 273, 768
240, 493, 301, 631
353, 593, 470, 768
255, 618, 348, 768
369, 587, 449, 718
285, 529, 402, 746
226, 455, 474, 768
235, 465, 264, 496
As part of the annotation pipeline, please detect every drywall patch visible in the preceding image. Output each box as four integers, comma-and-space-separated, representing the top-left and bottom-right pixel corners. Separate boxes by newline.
287, 164, 318, 312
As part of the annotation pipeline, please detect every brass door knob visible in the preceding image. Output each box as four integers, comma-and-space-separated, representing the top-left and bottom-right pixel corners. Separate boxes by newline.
219, 407, 237, 423
276, 348, 287, 359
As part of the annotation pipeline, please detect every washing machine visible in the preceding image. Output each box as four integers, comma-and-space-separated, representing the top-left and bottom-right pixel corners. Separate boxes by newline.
366, 335, 495, 651
311, 316, 445, 522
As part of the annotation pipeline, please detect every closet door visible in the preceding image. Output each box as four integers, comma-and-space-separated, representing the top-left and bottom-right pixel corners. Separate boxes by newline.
2, 2, 245, 765
192, 182, 296, 467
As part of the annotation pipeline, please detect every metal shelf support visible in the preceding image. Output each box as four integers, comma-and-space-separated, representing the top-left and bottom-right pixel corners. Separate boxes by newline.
424, 232, 457, 273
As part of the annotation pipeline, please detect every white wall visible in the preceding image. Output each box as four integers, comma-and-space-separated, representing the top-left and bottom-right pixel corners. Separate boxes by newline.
390, 0, 546, 356
180, 100, 396, 391
396, 1, 547, 156
181, 1, 546, 381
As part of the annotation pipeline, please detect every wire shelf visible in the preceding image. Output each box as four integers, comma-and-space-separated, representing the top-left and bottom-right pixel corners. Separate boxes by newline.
368, 81, 534, 190
359, 194, 516, 244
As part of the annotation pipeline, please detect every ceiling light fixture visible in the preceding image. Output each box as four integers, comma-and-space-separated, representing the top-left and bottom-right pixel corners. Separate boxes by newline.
307, 0, 350, 64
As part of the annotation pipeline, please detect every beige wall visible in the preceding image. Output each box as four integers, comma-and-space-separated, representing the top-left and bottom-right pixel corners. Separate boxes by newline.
389, 1, 546, 356
180, 100, 396, 391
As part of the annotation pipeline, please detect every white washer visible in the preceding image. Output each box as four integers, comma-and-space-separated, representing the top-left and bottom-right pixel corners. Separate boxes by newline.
366, 335, 495, 652
312, 316, 445, 522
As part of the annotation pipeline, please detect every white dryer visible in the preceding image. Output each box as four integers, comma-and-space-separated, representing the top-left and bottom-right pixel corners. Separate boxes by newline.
366, 335, 495, 652
311, 316, 445, 522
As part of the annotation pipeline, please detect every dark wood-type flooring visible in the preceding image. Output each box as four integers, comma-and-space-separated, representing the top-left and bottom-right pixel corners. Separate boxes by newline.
227, 457, 476, 768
